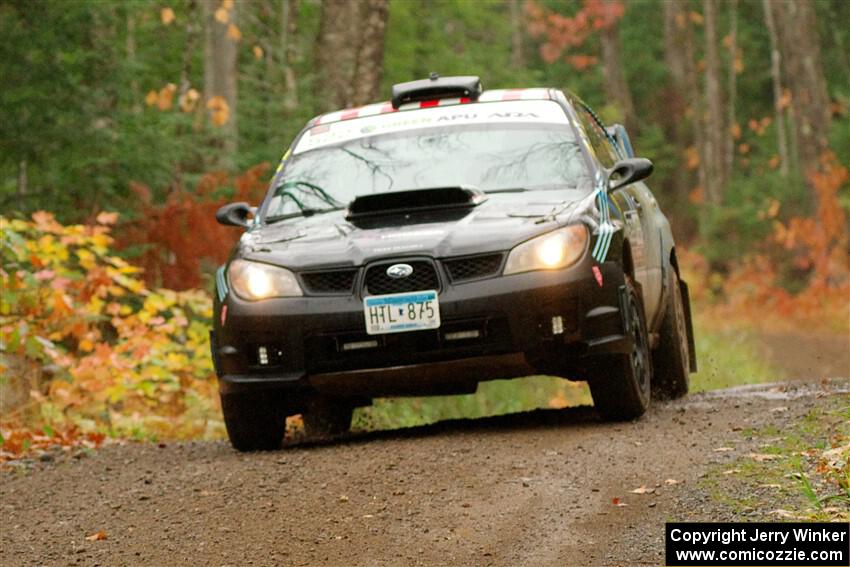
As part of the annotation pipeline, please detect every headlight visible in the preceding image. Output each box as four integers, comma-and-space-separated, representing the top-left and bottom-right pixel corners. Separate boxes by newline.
503, 225, 588, 275
228, 259, 303, 300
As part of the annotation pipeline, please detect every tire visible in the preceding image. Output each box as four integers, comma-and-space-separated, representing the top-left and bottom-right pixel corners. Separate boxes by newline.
588, 277, 652, 421
651, 269, 690, 400
221, 392, 286, 452
303, 396, 354, 437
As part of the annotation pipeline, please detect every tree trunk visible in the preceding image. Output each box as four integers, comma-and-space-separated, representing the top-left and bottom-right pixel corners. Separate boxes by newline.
281, 0, 299, 112
351, 0, 390, 106
314, 0, 360, 111
315, 0, 389, 111
703, 0, 725, 205
762, 0, 790, 178
663, 0, 707, 202
509, 0, 525, 69
202, 0, 239, 164
599, 2, 636, 133
773, 0, 832, 209
723, 0, 737, 184
661, 0, 689, 216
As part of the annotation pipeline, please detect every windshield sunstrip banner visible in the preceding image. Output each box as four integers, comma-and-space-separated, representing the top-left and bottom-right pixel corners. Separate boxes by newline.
294, 100, 571, 155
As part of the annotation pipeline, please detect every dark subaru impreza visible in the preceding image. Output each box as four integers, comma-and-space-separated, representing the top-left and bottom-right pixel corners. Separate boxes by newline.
212, 75, 696, 451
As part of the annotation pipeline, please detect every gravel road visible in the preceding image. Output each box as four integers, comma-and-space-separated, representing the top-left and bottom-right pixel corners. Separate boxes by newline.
2, 379, 846, 567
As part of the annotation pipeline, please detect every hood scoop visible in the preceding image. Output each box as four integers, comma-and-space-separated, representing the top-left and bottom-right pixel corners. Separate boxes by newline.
347, 186, 487, 220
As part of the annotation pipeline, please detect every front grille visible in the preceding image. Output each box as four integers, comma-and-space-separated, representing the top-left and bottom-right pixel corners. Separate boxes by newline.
301, 269, 358, 294
364, 260, 439, 295
443, 253, 504, 282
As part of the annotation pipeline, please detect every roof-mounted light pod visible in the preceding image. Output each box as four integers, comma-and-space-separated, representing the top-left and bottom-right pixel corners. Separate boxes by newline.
390, 74, 483, 109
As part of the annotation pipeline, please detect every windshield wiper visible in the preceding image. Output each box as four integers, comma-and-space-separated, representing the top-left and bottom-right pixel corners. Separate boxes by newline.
485, 184, 578, 194
485, 187, 530, 194
265, 207, 344, 224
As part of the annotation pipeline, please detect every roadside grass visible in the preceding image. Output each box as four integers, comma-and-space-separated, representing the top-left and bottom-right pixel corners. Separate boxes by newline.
699, 396, 850, 522
353, 318, 780, 431
352, 376, 591, 431
689, 321, 782, 392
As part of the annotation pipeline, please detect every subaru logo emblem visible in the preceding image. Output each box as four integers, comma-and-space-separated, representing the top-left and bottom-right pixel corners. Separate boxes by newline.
386, 263, 413, 279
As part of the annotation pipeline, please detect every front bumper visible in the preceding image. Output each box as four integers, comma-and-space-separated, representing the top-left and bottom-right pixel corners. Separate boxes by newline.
212, 255, 630, 398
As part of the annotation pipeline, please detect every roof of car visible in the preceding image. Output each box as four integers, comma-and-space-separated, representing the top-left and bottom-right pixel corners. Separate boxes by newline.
309, 88, 555, 127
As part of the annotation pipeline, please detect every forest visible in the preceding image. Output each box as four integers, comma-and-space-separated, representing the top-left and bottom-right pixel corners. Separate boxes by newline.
1, 0, 848, 452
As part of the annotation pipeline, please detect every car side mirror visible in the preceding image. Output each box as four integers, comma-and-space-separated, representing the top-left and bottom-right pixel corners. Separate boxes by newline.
607, 158, 653, 193
215, 202, 253, 227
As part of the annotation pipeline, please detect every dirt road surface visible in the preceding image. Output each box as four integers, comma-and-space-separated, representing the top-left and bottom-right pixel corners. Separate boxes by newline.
2, 378, 847, 567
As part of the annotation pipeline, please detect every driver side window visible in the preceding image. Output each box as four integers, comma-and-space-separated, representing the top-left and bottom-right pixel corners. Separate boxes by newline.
577, 108, 617, 168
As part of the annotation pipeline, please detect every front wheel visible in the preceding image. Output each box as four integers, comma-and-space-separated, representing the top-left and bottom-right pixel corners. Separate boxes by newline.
588, 277, 652, 420
221, 392, 286, 451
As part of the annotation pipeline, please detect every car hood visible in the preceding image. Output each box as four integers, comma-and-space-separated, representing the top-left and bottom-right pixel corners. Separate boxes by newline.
239, 190, 595, 270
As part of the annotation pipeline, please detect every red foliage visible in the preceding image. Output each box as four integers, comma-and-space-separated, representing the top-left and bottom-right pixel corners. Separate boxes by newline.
526, 0, 623, 68
116, 164, 270, 289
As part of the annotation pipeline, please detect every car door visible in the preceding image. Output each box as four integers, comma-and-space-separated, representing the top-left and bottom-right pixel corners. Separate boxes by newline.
574, 107, 662, 323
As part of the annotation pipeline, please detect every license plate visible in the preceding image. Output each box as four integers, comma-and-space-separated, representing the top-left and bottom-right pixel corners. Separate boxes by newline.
363, 290, 440, 335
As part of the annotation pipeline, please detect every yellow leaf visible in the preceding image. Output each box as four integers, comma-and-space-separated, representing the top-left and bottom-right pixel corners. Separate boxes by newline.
227, 23, 241, 41
160, 7, 175, 25
179, 88, 200, 113
145, 90, 158, 107
214, 7, 229, 23
253, 45, 264, 59
222, 0, 234, 9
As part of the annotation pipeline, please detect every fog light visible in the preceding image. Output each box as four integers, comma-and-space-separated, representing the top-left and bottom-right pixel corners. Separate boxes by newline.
258, 346, 269, 365
551, 316, 564, 335
342, 340, 379, 352
444, 330, 481, 341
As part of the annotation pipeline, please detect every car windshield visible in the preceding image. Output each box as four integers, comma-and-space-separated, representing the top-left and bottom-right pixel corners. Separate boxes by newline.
264, 123, 591, 221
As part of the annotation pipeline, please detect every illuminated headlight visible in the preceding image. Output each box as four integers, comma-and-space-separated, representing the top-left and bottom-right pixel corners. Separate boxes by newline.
228, 259, 303, 300
503, 225, 588, 275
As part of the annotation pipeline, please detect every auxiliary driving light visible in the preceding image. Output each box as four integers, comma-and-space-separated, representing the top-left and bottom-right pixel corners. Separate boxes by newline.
444, 330, 481, 341
342, 340, 379, 352
551, 316, 564, 335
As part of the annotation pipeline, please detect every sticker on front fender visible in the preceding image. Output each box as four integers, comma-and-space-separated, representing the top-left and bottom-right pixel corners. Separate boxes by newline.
364, 290, 440, 335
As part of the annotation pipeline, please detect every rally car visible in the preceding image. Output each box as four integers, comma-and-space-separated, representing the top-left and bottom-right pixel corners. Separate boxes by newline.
212, 74, 696, 451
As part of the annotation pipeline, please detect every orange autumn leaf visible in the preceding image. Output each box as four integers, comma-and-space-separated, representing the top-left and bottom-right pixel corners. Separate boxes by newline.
160, 7, 175, 25
96, 212, 119, 226
566, 54, 597, 70
227, 23, 241, 41
685, 146, 700, 170
206, 96, 230, 126
214, 7, 229, 23
688, 11, 704, 25
144, 90, 158, 107
730, 123, 742, 140
85, 531, 107, 542
778, 89, 792, 110
157, 83, 177, 111
252, 45, 264, 59
768, 154, 781, 170
738, 143, 751, 155
689, 186, 705, 205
